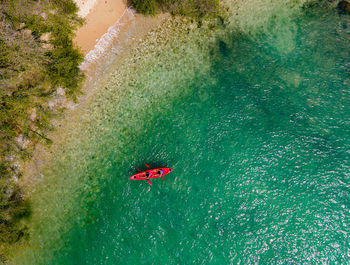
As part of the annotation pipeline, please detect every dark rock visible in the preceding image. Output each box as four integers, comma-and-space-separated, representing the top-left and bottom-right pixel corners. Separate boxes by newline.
338, 1, 350, 13
219, 40, 229, 57
217, 15, 225, 27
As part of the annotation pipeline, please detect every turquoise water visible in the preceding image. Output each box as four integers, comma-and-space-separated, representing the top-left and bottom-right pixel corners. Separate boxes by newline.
14, 2, 350, 264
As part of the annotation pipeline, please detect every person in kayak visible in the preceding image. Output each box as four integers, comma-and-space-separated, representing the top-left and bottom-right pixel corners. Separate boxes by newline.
144, 169, 163, 179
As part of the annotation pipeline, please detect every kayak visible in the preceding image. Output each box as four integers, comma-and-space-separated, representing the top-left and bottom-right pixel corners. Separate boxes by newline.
129, 167, 173, 185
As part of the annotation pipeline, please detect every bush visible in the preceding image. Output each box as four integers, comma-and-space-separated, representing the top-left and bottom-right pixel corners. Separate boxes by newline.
131, 0, 160, 15
130, 0, 220, 17
0, 0, 84, 258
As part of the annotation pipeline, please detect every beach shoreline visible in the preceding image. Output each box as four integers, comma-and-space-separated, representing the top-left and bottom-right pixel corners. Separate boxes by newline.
19, 3, 166, 195
73, 0, 127, 54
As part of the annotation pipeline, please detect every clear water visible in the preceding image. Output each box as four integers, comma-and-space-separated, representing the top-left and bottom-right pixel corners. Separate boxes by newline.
13, 2, 350, 264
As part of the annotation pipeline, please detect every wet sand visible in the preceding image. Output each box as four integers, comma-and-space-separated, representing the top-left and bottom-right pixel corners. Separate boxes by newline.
74, 0, 127, 54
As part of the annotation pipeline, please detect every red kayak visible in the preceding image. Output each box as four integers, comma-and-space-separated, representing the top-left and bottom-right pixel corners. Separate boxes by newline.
129, 164, 173, 185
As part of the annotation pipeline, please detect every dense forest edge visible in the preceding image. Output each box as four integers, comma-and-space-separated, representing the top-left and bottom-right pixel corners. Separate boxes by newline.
0, 0, 84, 260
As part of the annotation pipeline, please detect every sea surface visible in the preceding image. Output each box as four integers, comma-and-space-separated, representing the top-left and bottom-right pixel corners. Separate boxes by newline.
13, 1, 350, 264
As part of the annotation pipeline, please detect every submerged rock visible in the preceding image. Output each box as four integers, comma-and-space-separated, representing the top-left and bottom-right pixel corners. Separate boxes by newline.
217, 15, 225, 27
338, 1, 350, 13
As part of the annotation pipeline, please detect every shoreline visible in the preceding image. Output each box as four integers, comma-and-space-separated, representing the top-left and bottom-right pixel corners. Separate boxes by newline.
13, 3, 167, 260
73, 0, 127, 54
19, 1, 135, 193
12, 9, 219, 262
19, 7, 166, 195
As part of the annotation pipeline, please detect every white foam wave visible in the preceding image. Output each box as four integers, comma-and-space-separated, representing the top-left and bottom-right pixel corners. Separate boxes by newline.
80, 7, 135, 70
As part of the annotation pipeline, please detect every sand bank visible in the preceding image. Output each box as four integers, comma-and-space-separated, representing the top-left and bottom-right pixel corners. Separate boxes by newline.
73, 0, 127, 54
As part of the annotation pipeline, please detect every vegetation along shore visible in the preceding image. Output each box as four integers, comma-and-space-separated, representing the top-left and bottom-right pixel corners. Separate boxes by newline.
0, 0, 84, 259
0, 0, 221, 260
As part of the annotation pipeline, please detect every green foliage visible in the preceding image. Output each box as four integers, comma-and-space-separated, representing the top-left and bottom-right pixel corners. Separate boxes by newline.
0, 0, 84, 259
131, 0, 160, 15
0, 39, 11, 69
47, 15, 84, 98
46, 46, 84, 98
52, 0, 79, 14
0, 186, 31, 262
130, 0, 220, 18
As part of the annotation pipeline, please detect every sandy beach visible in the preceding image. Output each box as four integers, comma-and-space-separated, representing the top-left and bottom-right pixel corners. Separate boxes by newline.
74, 0, 127, 54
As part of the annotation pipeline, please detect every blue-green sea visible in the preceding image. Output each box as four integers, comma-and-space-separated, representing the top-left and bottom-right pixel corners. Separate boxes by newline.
13, 1, 350, 264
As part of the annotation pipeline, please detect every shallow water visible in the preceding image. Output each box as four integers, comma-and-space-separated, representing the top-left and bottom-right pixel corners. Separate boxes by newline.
13, 2, 350, 264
